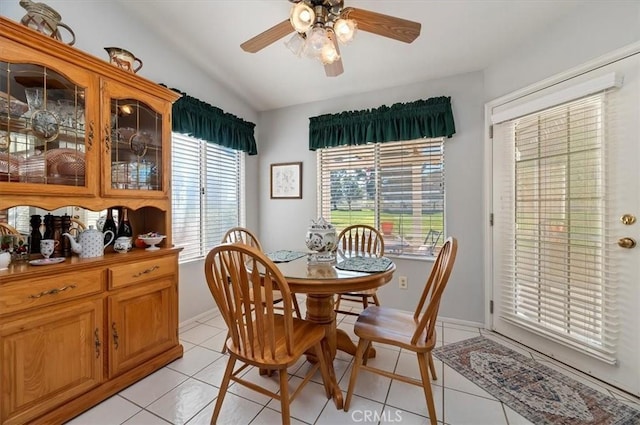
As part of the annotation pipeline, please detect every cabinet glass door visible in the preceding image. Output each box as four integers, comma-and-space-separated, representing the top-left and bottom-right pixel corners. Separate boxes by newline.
103, 79, 169, 198
110, 98, 162, 191
0, 62, 95, 194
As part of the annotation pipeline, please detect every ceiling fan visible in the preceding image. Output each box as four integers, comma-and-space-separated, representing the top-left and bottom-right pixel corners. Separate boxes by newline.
240, 0, 421, 77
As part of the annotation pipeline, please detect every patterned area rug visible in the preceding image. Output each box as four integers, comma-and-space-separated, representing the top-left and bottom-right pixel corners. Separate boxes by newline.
433, 336, 640, 425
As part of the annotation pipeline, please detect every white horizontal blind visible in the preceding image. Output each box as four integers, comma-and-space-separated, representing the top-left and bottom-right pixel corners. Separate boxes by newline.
172, 133, 243, 261
494, 92, 619, 362
317, 138, 445, 257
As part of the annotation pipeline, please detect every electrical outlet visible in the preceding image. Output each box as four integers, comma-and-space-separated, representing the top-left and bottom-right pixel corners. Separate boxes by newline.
399, 276, 408, 289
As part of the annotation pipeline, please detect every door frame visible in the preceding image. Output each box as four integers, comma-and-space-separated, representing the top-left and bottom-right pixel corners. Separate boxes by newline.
483, 41, 640, 394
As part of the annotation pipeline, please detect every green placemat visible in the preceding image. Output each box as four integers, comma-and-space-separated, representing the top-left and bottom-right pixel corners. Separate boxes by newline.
336, 256, 392, 272
266, 250, 307, 263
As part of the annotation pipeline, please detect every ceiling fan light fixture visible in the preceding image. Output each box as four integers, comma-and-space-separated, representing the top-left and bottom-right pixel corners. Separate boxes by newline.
284, 32, 305, 57
320, 42, 340, 64
290, 2, 315, 33
334, 18, 357, 44
306, 26, 329, 56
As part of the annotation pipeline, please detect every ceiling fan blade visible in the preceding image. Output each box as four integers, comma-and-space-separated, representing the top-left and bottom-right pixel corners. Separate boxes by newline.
325, 32, 344, 77
241, 19, 293, 53
342, 7, 421, 44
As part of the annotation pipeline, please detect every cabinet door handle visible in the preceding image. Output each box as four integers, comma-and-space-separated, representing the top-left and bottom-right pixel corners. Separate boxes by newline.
132, 265, 159, 278
105, 123, 111, 153
87, 120, 95, 150
112, 322, 119, 350
28, 284, 77, 299
94, 328, 101, 358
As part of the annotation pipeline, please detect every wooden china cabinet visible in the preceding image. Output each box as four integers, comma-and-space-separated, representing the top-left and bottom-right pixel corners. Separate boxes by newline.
0, 17, 183, 425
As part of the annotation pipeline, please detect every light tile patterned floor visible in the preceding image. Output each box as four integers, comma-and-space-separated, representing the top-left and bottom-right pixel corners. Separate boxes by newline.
66, 301, 640, 425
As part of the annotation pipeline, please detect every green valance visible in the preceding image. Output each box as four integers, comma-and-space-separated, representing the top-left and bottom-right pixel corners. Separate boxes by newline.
167, 87, 257, 155
309, 96, 455, 151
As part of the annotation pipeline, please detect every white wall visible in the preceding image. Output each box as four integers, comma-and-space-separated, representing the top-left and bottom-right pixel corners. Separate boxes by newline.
4, 1, 639, 324
0, 1, 260, 323
256, 1, 640, 324
258, 72, 486, 323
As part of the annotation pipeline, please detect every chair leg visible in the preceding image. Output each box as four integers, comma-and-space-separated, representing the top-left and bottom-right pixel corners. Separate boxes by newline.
211, 355, 236, 424
335, 294, 343, 311
344, 338, 369, 411
221, 331, 229, 354
314, 341, 332, 399
279, 368, 291, 425
292, 294, 302, 318
428, 352, 437, 380
361, 340, 373, 366
372, 293, 381, 306
362, 295, 369, 309
417, 352, 438, 425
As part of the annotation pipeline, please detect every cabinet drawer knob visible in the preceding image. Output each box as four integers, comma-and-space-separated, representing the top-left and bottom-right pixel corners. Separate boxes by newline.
132, 265, 159, 278
28, 284, 77, 299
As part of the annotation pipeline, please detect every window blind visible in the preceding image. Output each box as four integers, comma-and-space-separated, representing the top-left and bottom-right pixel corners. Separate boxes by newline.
317, 138, 445, 257
172, 133, 243, 262
493, 92, 619, 362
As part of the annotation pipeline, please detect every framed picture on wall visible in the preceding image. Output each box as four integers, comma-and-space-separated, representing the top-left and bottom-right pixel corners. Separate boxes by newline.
270, 162, 302, 199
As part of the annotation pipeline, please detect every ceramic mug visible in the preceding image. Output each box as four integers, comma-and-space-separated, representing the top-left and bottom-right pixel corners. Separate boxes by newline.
40, 239, 59, 259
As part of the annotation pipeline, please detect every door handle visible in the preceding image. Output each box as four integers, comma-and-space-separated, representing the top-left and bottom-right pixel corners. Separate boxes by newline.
617, 237, 636, 249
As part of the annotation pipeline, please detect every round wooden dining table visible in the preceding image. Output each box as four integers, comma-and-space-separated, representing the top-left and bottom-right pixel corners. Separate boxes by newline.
258, 253, 395, 409
277, 256, 394, 353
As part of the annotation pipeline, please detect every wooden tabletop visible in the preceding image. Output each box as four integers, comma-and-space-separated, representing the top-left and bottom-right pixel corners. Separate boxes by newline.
274, 255, 396, 295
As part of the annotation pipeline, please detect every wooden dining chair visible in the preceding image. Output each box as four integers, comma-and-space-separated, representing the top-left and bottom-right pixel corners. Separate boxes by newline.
343, 237, 458, 425
69, 217, 86, 236
0, 222, 26, 244
220, 227, 301, 353
204, 243, 334, 425
334, 224, 385, 315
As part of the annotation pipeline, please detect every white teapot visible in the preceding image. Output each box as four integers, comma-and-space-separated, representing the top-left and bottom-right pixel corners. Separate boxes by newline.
63, 225, 115, 258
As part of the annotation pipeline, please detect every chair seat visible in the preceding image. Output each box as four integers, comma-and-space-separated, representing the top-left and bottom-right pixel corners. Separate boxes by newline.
354, 306, 435, 352
226, 315, 326, 367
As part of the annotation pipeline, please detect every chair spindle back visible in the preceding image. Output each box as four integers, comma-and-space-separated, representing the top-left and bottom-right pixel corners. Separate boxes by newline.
411, 237, 457, 346
222, 226, 263, 250
205, 243, 295, 360
337, 224, 385, 257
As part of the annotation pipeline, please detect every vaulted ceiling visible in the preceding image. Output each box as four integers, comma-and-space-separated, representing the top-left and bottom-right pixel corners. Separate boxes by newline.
116, 0, 587, 112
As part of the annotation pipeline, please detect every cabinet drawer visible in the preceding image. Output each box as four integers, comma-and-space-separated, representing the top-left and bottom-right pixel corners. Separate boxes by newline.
109, 256, 175, 289
0, 270, 103, 316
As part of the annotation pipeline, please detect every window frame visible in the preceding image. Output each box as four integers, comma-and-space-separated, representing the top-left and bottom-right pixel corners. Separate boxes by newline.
171, 132, 245, 263
317, 138, 446, 259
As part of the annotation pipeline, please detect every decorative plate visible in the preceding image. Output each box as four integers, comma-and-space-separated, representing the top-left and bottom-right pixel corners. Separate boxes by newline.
31, 109, 60, 142
29, 257, 65, 266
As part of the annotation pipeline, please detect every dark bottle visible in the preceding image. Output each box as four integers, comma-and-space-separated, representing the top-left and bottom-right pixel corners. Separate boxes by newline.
103, 208, 118, 246
117, 207, 133, 238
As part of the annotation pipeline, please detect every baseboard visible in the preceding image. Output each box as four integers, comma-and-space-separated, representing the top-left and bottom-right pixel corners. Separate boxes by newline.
438, 315, 484, 329
179, 307, 220, 328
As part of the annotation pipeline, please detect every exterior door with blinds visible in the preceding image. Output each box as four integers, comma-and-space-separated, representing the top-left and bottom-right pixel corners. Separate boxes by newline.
490, 52, 640, 395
